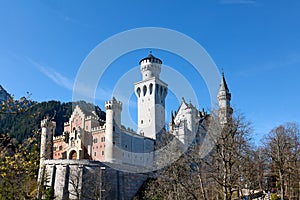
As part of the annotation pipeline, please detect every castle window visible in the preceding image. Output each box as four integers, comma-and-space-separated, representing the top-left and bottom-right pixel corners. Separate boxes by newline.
141, 120, 143, 124
149, 83, 153, 95
93, 138, 98, 143
94, 152, 96, 156
136, 87, 141, 97
113, 126, 115, 131
59, 146, 62, 151
160, 86, 163, 96
140, 131, 144, 136
73, 128, 77, 140
71, 138, 75, 146
143, 85, 147, 96
125, 145, 127, 148
101, 137, 105, 142
102, 151, 104, 155
53, 147, 57, 151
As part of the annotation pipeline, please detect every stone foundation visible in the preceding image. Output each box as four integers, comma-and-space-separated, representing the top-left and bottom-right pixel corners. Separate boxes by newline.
39, 159, 149, 200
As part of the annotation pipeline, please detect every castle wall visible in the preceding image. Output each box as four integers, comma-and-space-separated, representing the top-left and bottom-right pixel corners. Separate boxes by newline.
41, 160, 148, 200
53, 137, 67, 159
92, 128, 106, 161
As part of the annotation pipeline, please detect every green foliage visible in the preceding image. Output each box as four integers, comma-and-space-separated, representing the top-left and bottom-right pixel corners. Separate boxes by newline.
0, 132, 39, 199
271, 193, 281, 200
42, 187, 55, 200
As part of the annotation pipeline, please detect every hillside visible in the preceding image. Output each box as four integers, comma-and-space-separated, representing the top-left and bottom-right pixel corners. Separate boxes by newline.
0, 100, 106, 142
0, 85, 10, 102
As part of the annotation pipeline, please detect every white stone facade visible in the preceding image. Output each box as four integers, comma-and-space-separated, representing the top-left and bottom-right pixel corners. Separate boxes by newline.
135, 54, 167, 140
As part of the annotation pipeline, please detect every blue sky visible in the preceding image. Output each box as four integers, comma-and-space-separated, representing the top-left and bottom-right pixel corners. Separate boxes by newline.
0, 0, 299, 145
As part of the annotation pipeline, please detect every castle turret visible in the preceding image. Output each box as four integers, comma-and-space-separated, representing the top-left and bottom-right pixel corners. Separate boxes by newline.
186, 102, 199, 134
218, 72, 233, 125
104, 97, 122, 163
39, 117, 56, 162
37, 117, 56, 199
134, 53, 168, 139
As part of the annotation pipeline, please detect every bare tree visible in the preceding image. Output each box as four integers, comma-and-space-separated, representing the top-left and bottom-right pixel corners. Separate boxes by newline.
205, 110, 252, 200
143, 110, 253, 200
68, 165, 108, 200
263, 122, 300, 200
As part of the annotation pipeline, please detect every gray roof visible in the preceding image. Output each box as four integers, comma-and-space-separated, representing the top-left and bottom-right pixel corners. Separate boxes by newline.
219, 72, 230, 93
139, 53, 162, 64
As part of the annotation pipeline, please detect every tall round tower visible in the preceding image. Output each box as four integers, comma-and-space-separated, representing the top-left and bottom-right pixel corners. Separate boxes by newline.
37, 117, 56, 199
104, 97, 122, 163
134, 53, 168, 139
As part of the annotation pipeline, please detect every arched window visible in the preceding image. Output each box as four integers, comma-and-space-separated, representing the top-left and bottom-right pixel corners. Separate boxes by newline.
149, 83, 153, 95
155, 84, 159, 94
143, 85, 147, 96
69, 150, 77, 160
136, 87, 141, 97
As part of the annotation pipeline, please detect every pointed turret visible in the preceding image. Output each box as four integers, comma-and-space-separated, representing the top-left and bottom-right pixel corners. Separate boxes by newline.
220, 72, 230, 94
218, 72, 233, 124
218, 72, 231, 108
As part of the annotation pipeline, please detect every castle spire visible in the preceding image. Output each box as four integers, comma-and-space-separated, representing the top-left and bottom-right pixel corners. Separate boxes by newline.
218, 71, 233, 124
220, 72, 229, 94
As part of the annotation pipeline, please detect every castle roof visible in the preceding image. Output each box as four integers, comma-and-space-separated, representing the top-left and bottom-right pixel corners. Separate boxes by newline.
139, 52, 162, 64
219, 72, 230, 93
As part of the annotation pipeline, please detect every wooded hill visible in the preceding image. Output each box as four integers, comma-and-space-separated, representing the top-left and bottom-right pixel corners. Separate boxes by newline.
0, 100, 106, 142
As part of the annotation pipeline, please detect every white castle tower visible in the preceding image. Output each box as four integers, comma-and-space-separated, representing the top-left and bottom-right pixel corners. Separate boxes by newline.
104, 97, 122, 163
134, 53, 168, 139
218, 72, 233, 125
37, 117, 56, 199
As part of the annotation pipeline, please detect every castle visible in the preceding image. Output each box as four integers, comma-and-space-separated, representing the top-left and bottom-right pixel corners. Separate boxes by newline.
37, 53, 232, 199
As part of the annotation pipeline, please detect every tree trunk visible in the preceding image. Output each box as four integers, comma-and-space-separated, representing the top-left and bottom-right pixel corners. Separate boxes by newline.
279, 170, 285, 200
198, 171, 207, 200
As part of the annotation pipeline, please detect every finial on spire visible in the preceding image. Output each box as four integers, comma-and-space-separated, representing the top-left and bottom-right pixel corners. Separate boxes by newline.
149, 50, 152, 54
181, 97, 185, 103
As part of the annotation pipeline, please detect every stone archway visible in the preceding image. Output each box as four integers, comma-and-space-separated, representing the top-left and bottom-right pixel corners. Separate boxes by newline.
69, 150, 77, 160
